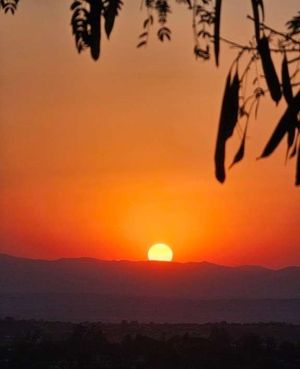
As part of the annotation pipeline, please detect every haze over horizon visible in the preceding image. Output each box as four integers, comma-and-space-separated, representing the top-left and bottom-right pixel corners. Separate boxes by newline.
1, 252, 300, 322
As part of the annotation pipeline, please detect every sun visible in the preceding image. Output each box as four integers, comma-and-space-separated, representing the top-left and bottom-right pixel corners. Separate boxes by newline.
147, 243, 173, 262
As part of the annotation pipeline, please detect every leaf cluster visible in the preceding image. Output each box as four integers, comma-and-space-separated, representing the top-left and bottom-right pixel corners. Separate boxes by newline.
0, 0, 19, 14
71, 0, 123, 60
214, 0, 300, 185
137, 1, 173, 48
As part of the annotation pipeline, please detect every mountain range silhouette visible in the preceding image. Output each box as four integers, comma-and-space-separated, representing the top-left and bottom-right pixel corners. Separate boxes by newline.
1, 253, 299, 322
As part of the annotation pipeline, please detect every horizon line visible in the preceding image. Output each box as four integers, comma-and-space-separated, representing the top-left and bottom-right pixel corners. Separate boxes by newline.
1, 252, 299, 271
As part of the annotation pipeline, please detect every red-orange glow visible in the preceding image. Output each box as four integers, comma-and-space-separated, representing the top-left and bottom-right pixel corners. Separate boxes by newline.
0, 1, 299, 268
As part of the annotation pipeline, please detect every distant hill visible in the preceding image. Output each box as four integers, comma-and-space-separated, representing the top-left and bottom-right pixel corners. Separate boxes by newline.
0, 253, 299, 322
1, 253, 299, 299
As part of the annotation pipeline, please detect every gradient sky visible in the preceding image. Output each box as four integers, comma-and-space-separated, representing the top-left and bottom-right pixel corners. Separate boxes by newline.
0, 0, 299, 267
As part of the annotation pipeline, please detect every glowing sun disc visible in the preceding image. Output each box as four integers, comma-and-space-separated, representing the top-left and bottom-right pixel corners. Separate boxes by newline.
148, 243, 173, 262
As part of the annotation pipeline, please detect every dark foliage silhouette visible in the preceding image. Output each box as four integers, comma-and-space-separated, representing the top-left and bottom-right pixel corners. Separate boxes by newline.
1, 0, 300, 185
0, 0, 19, 14
1, 319, 300, 369
70, 0, 123, 59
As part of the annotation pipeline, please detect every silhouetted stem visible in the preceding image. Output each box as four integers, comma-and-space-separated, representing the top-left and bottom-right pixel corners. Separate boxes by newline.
247, 15, 300, 45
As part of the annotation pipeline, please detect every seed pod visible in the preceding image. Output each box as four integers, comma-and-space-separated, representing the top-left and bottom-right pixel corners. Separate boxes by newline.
258, 36, 282, 104
214, 0, 222, 66
215, 70, 240, 183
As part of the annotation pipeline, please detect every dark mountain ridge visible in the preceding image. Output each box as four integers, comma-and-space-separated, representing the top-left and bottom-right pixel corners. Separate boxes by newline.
1, 253, 299, 299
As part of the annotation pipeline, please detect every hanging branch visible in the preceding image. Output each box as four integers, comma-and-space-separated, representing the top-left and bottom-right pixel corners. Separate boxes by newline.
70, 0, 123, 60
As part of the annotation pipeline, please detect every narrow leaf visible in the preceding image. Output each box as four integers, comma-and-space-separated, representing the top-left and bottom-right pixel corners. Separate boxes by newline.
251, 0, 261, 45
289, 131, 299, 159
283, 53, 296, 160
215, 140, 226, 183
215, 72, 231, 183
89, 0, 102, 60
137, 41, 147, 48
229, 71, 240, 134
281, 53, 293, 104
286, 127, 296, 161
139, 32, 148, 39
258, 0, 265, 20
215, 70, 240, 183
296, 138, 300, 186
229, 123, 248, 169
259, 91, 300, 158
214, 0, 222, 66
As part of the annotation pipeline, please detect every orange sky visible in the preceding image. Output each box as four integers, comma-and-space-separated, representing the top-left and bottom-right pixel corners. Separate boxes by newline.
0, 0, 299, 267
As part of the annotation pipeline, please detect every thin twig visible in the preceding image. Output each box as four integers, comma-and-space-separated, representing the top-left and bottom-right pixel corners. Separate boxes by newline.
247, 15, 300, 45
212, 35, 298, 53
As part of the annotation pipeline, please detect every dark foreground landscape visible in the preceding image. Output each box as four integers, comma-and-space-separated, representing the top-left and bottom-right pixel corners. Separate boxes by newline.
1, 254, 300, 367
1, 319, 300, 369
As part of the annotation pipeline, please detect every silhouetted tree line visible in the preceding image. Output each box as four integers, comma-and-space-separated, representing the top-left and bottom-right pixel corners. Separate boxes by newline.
1, 1, 300, 185
1, 321, 300, 369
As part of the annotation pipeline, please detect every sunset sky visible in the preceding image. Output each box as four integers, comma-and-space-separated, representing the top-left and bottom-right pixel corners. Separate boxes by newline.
0, 0, 299, 268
